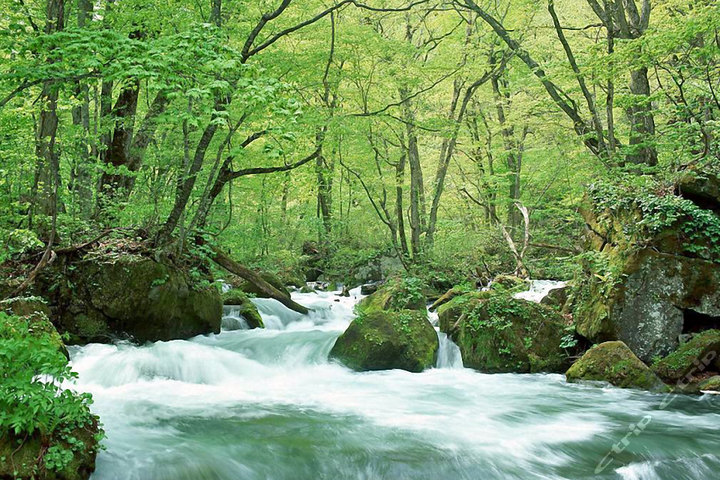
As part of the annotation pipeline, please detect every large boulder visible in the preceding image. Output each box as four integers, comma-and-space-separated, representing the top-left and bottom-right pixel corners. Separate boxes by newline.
566, 341, 668, 392
574, 177, 720, 362
330, 310, 438, 372
222, 288, 264, 329
356, 277, 426, 313
438, 293, 569, 373
652, 329, 720, 385
35, 252, 222, 344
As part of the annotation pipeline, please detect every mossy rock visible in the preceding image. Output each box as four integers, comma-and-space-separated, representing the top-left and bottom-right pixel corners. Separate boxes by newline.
437, 291, 489, 334
698, 375, 720, 393
566, 341, 669, 392
0, 421, 100, 480
238, 271, 291, 299
35, 254, 222, 344
222, 289, 263, 329
299, 285, 315, 294
491, 275, 529, 292
540, 285, 570, 309
0, 297, 68, 359
652, 330, 720, 384
574, 247, 720, 363
356, 277, 426, 313
575, 182, 720, 363
329, 310, 438, 372
439, 293, 568, 373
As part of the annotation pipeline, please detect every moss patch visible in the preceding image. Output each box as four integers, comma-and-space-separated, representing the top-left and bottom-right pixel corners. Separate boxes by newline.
356, 277, 427, 314
652, 330, 720, 384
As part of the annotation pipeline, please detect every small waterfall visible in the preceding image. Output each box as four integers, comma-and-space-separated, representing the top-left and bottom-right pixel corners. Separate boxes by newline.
428, 309, 463, 369
513, 280, 566, 303
436, 332, 463, 369
222, 306, 250, 331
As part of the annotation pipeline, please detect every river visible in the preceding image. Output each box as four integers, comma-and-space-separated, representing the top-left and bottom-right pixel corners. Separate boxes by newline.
69, 288, 720, 479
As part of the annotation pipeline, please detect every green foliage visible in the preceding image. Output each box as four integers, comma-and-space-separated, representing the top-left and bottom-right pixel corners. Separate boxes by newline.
588, 178, 720, 261
0, 312, 102, 474
388, 277, 425, 312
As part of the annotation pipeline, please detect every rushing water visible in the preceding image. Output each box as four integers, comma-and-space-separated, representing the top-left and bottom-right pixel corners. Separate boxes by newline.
69, 288, 720, 480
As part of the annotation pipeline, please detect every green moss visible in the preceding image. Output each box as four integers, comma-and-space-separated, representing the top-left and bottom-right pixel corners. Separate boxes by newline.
35, 253, 223, 344
0, 422, 100, 480
356, 277, 427, 314
652, 330, 720, 383
566, 341, 669, 392
698, 375, 720, 392
330, 310, 438, 373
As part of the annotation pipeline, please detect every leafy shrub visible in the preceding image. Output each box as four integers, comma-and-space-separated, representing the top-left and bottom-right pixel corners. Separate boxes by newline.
0, 312, 102, 474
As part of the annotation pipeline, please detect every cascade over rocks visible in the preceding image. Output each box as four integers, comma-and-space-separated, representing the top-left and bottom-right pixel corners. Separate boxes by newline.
574, 176, 720, 363
32, 247, 222, 344
566, 341, 668, 392
222, 288, 264, 329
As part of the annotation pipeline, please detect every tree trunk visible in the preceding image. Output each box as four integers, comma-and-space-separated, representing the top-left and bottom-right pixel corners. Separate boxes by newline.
34, 0, 65, 224
210, 246, 309, 314
626, 67, 657, 166
401, 93, 425, 259
70, 0, 93, 214
395, 153, 409, 257
98, 80, 140, 204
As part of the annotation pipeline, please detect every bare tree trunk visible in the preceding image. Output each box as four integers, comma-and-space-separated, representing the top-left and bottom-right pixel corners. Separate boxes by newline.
395, 153, 409, 257
401, 92, 425, 259
210, 247, 310, 315
627, 67, 657, 165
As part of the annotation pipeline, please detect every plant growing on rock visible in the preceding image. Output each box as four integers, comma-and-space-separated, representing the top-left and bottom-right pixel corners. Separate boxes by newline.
0, 312, 103, 478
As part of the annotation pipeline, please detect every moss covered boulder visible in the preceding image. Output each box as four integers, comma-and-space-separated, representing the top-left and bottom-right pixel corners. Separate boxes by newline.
438, 293, 568, 373
222, 288, 263, 329
35, 252, 222, 344
566, 341, 668, 392
698, 375, 720, 393
575, 178, 720, 363
652, 330, 720, 384
357, 277, 426, 313
430, 286, 475, 312
330, 310, 438, 372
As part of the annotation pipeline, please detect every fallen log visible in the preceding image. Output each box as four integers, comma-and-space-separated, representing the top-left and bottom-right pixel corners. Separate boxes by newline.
210, 246, 309, 315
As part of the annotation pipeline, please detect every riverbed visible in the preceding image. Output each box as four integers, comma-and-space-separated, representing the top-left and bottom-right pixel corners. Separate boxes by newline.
70, 289, 720, 479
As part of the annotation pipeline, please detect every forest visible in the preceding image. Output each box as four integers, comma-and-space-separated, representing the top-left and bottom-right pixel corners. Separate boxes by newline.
1, 0, 720, 479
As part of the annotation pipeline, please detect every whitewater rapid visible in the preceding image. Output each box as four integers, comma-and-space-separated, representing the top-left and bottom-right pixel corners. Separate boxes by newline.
69, 287, 720, 480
